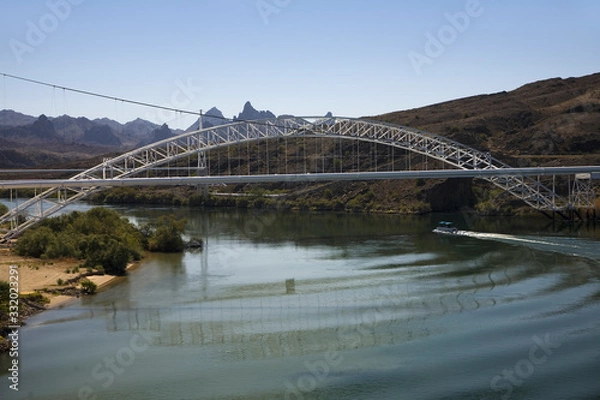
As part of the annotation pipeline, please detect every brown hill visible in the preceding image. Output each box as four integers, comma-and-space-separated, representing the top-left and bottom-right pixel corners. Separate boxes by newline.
371, 73, 600, 166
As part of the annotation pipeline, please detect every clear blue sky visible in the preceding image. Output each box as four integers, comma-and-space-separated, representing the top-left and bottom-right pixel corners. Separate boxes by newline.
1, 0, 599, 128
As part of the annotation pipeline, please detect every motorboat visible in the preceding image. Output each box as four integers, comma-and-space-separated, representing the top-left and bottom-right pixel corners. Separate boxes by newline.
433, 221, 459, 235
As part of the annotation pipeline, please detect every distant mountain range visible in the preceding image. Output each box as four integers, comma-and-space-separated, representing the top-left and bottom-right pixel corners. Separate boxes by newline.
0, 101, 316, 151
184, 102, 279, 132
0, 101, 317, 167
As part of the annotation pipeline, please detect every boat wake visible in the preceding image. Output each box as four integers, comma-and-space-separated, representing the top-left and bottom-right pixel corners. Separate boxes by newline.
459, 231, 600, 261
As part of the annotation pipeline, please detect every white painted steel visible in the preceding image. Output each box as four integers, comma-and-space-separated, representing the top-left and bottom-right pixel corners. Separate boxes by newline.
0, 117, 596, 240
1, 167, 599, 189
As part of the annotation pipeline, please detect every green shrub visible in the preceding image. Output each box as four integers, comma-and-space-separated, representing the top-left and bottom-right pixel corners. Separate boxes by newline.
80, 235, 129, 276
41, 211, 80, 232
44, 232, 77, 259
14, 226, 57, 258
144, 215, 187, 253
80, 279, 97, 295
13, 207, 187, 273
331, 200, 345, 211
345, 198, 362, 212
248, 197, 266, 209
14, 207, 145, 275
21, 292, 49, 304
235, 197, 249, 208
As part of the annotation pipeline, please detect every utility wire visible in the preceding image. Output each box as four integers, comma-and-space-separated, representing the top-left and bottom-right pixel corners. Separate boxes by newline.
0, 72, 338, 132
2, 72, 202, 117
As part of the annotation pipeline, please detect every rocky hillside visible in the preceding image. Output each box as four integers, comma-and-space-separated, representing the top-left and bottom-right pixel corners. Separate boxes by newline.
372, 73, 600, 165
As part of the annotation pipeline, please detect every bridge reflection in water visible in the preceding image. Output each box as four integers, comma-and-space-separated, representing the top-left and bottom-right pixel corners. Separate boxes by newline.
97, 242, 597, 363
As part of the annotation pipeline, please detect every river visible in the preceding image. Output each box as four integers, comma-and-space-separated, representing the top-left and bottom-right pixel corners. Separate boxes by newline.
1, 206, 599, 399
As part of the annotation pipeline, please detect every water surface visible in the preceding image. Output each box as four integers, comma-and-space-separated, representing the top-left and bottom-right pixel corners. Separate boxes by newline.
1, 208, 599, 399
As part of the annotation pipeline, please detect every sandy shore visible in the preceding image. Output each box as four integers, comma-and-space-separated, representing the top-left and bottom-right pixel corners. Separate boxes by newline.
0, 247, 138, 309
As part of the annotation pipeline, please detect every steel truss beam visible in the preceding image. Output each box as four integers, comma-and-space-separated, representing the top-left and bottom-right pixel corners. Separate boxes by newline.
0, 117, 591, 241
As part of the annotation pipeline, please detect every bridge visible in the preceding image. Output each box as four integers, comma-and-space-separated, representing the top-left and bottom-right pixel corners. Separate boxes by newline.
0, 116, 598, 241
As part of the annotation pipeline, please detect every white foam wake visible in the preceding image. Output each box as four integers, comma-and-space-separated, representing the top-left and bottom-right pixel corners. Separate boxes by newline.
457, 231, 599, 260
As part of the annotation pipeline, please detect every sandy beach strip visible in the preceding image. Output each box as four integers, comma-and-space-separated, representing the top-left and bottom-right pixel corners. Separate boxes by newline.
0, 248, 139, 309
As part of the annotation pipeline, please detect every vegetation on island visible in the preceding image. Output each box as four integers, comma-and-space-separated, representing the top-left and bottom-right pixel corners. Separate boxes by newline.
12, 207, 187, 275
14, 207, 141, 276
141, 215, 187, 253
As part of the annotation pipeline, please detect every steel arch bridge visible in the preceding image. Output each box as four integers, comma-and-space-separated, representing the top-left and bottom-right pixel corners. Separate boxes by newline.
0, 116, 589, 241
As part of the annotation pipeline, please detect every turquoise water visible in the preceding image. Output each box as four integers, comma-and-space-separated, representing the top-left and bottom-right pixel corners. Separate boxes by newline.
1, 208, 599, 399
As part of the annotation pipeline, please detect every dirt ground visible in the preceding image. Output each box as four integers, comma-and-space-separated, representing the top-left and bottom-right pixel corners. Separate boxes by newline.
0, 247, 129, 308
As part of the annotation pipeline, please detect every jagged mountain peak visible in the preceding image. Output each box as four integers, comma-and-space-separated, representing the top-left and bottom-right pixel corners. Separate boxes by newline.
136, 123, 173, 147
185, 107, 229, 132
31, 114, 58, 138
205, 107, 224, 117
235, 101, 276, 121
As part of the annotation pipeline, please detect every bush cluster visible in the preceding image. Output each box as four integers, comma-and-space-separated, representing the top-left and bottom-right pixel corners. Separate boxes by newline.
14, 208, 145, 276
89, 185, 442, 215
141, 215, 187, 253
14, 208, 189, 275
80, 279, 97, 294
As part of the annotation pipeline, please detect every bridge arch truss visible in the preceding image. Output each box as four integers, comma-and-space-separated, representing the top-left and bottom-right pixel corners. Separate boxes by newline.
0, 117, 585, 240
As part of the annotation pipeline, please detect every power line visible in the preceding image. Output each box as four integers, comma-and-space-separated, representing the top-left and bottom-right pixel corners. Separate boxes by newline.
2, 72, 202, 117
0, 72, 338, 132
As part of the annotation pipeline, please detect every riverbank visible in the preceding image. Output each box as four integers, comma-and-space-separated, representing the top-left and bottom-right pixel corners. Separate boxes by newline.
0, 247, 140, 352
0, 248, 141, 304
88, 182, 600, 220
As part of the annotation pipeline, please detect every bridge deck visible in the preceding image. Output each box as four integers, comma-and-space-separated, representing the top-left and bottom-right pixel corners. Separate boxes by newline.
0, 167, 599, 189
